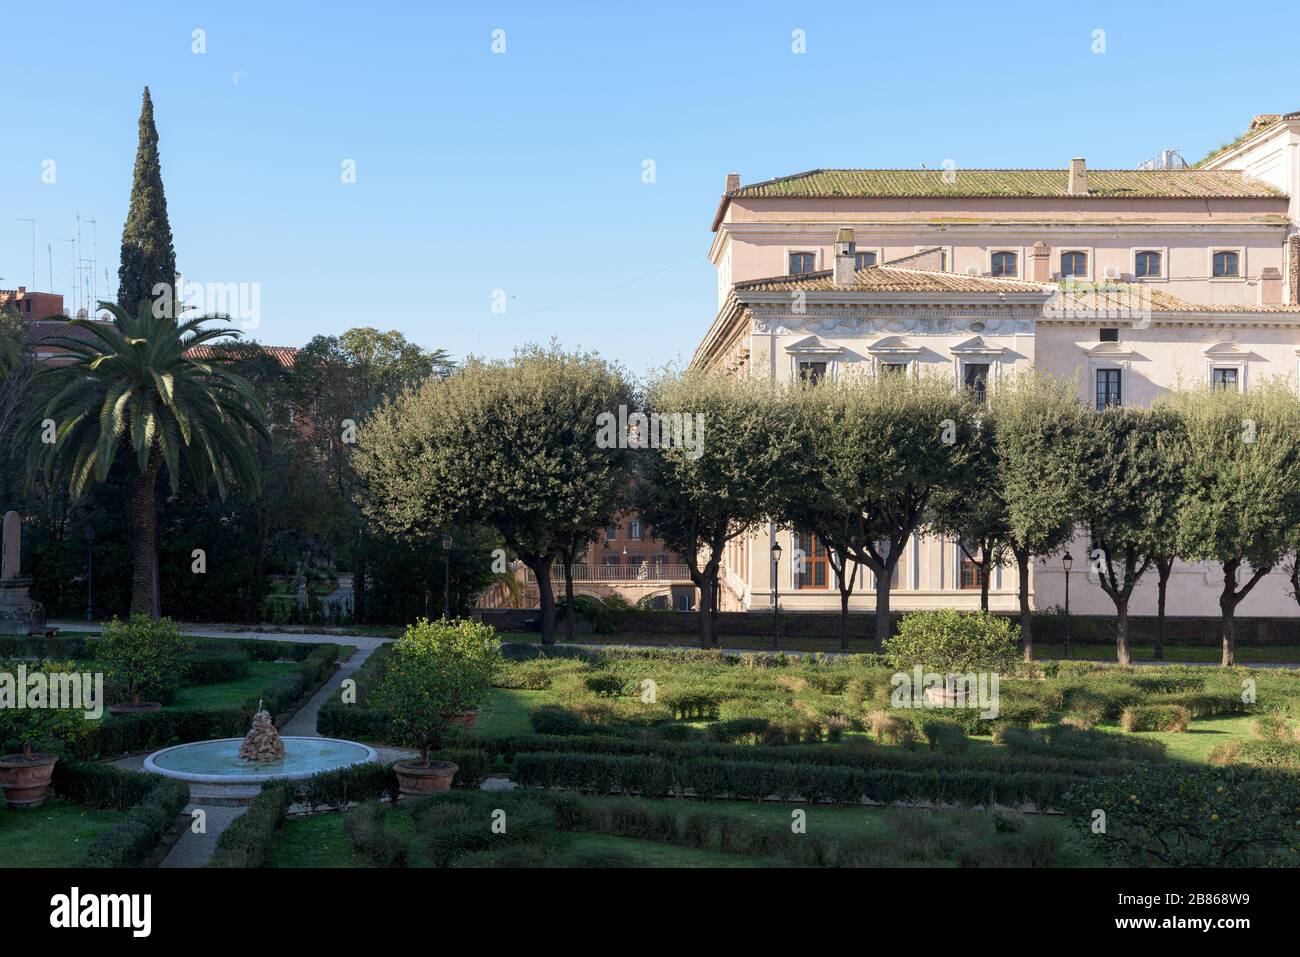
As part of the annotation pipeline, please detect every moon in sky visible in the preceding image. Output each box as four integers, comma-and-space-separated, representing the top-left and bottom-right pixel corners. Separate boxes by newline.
232, 72, 242, 86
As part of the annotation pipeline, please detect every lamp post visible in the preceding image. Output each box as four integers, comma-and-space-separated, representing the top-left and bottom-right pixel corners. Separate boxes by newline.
1062, 552, 1073, 660
85, 526, 94, 623
771, 541, 782, 651
441, 533, 452, 619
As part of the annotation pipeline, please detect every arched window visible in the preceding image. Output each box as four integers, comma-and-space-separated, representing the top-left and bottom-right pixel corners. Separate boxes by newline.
1135, 250, 1161, 278
1213, 251, 1240, 277
1061, 251, 1088, 277
991, 251, 1017, 277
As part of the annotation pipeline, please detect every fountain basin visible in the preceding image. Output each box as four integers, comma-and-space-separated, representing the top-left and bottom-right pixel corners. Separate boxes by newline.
143, 736, 378, 784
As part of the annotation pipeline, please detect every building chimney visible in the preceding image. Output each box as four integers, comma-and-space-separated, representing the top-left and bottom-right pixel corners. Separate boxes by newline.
1030, 241, 1052, 282
17, 286, 25, 295
1259, 266, 1283, 306
833, 228, 856, 286
725, 172, 740, 193
1068, 157, 1088, 196
1289, 235, 1300, 305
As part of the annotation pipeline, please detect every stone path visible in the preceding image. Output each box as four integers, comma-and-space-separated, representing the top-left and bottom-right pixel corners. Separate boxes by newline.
70, 623, 399, 868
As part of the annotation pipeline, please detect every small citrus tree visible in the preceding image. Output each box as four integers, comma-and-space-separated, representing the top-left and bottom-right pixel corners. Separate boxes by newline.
99, 615, 192, 705
0, 660, 92, 759
372, 618, 501, 767
884, 610, 1019, 676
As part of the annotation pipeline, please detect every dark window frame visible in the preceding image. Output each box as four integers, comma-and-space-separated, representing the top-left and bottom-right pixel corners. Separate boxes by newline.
1135, 250, 1162, 278
1212, 251, 1240, 278
1061, 251, 1088, 278
990, 251, 1018, 277
789, 251, 817, 275
1096, 368, 1122, 410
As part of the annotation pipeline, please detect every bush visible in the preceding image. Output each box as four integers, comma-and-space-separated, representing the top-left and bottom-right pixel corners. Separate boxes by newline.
345, 801, 408, 867
371, 618, 502, 766
884, 610, 1019, 676
1064, 765, 1300, 866
1120, 705, 1191, 733
0, 659, 93, 758
99, 615, 192, 706
921, 720, 970, 755
1000, 724, 1167, 763
297, 762, 400, 810
1207, 739, 1300, 769
583, 673, 624, 697
53, 761, 189, 867
708, 718, 771, 744
182, 649, 251, 686
209, 783, 295, 867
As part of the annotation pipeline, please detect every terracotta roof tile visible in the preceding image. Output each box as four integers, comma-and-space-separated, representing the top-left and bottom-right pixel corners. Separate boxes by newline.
734, 264, 1051, 294
727, 168, 1284, 200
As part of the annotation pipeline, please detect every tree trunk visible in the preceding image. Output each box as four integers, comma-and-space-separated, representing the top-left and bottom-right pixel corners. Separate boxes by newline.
695, 573, 715, 649
130, 459, 161, 618
838, 584, 851, 652
1219, 564, 1239, 667
979, 559, 990, 613
873, 567, 891, 653
1154, 561, 1171, 661
1115, 596, 1131, 667
524, 556, 556, 645
1016, 548, 1033, 661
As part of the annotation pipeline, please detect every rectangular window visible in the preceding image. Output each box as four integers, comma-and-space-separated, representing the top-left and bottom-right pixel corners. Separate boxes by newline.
628, 520, 642, 540
881, 362, 908, 376
1099, 328, 1119, 342
789, 252, 816, 274
796, 532, 828, 589
991, 251, 1017, 277
605, 525, 617, 541
963, 363, 990, 405
1096, 369, 1122, 410
1061, 251, 1088, 277
1212, 367, 1239, 391
797, 360, 827, 386
959, 554, 984, 590
854, 251, 877, 269
1135, 251, 1161, 278
1212, 251, 1240, 278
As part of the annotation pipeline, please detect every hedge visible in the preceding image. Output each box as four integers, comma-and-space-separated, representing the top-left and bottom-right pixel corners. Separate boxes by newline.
209, 783, 295, 868
1120, 705, 1192, 733
511, 751, 1078, 809
182, 649, 251, 686
52, 760, 189, 867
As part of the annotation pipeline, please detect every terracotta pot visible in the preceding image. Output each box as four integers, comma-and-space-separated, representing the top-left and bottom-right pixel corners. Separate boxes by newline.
923, 685, 966, 707
450, 709, 480, 728
393, 760, 458, 796
107, 701, 162, 715
0, 753, 59, 809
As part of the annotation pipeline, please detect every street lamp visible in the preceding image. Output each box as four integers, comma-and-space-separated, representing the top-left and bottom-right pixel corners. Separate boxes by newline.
85, 526, 95, 623
770, 541, 783, 651
441, 533, 452, 619
1062, 552, 1073, 660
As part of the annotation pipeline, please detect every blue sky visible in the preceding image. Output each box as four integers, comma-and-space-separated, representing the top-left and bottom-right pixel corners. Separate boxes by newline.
1, 0, 1295, 380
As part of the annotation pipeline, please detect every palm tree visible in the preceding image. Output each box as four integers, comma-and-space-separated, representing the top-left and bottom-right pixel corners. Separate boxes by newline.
21, 300, 269, 618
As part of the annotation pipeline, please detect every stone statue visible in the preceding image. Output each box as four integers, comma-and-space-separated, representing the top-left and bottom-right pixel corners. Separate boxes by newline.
0, 511, 43, 636
238, 705, 286, 762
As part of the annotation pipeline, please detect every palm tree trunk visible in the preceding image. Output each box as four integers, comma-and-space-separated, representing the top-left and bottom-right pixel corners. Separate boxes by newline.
131, 458, 161, 618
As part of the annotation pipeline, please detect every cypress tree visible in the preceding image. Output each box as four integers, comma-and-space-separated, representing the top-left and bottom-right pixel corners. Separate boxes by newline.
117, 87, 177, 319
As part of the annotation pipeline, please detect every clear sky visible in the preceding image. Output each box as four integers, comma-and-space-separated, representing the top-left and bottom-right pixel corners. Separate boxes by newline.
2, 0, 1295, 380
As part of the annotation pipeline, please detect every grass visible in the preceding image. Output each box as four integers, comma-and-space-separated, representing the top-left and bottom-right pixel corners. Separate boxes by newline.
165, 660, 300, 711
1035, 643, 1300, 663
478, 688, 553, 737
1093, 714, 1261, 765
0, 798, 127, 867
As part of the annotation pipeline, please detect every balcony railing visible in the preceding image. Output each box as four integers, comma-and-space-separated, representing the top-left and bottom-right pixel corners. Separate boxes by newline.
522, 563, 692, 584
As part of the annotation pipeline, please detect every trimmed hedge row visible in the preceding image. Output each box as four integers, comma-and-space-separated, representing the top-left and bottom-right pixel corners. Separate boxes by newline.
462, 731, 1117, 779
182, 649, 251, 686
209, 783, 295, 868
511, 751, 1078, 809
52, 760, 189, 867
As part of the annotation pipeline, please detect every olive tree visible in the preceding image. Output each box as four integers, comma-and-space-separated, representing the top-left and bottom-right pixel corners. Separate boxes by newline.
1077, 406, 1186, 666
634, 372, 796, 649
1173, 382, 1300, 666
354, 344, 633, 644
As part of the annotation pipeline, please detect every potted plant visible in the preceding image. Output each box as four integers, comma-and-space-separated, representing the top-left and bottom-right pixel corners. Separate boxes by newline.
372, 617, 500, 795
0, 661, 91, 808
99, 615, 191, 714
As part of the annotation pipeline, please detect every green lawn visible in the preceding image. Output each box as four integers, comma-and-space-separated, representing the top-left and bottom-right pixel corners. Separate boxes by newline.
1035, 643, 1300, 663
165, 660, 299, 711
0, 798, 127, 867
478, 688, 553, 737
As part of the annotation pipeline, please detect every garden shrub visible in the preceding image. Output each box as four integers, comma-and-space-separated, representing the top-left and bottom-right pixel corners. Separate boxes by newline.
209, 783, 295, 867
1207, 739, 1300, 769
1064, 765, 1300, 867
344, 801, 408, 867
416, 792, 556, 866
1000, 724, 1167, 763
84, 776, 189, 868
182, 649, 251, 686
99, 615, 193, 706
1252, 715, 1300, 741
583, 673, 625, 697
1120, 705, 1191, 733
298, 761, 400, 810
921, 720, 970, 755
884, 610, 1019, 676
530, 705, 597, 737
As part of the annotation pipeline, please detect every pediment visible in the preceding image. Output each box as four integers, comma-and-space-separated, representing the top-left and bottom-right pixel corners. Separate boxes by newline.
785, 334, 843, 355
866, 335, 922, 355
950, 335, 1006, 355
1086, 341, 1137, 358
1204, 341, 1249, 358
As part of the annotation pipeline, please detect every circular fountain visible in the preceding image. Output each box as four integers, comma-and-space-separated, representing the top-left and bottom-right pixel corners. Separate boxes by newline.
142, 704, 377, 785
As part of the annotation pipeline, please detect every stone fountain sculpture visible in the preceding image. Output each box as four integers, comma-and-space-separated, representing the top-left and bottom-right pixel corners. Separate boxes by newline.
238, 701, 287, 762
0, 510, 45, 637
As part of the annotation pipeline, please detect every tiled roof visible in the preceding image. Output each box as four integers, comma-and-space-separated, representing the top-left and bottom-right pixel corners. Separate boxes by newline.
726, 168, 1285, 200
1046, 284, 1300, 316
22, 319, 299, 364
734, 264, 1052, 294
188, 344, 299, 367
